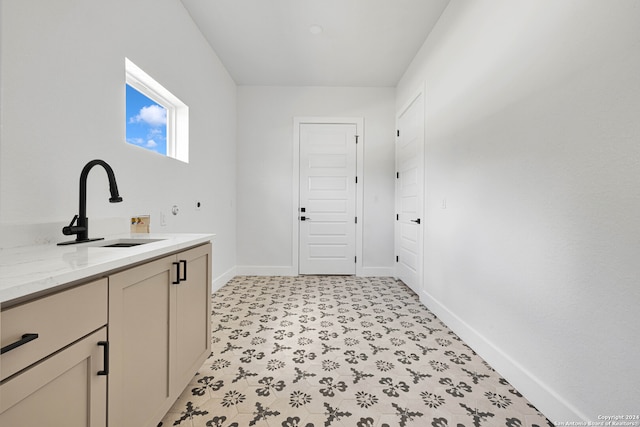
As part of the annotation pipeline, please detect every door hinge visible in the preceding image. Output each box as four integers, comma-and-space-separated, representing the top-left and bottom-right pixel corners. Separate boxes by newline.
355, 256, 357, 263
355, 216, 358, 224
396, 255, 399, 262
396, 172, 399, 179
396, 214, 399, 221
397, 130, 400, 137
355, 135, 359, 144
355, 176, 358, 184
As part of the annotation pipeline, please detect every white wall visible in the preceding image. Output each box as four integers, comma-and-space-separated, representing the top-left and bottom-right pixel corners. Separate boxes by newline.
0, 0, 237, 285
397, 0, 640, 421
236, 86, 395, 275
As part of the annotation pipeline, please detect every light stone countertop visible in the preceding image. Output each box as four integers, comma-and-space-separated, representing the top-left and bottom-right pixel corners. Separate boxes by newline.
0, 233, 214, 304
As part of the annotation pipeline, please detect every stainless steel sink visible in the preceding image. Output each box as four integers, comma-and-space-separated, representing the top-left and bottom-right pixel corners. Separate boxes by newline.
102, 242, 146, 248
87, 238, 165, 248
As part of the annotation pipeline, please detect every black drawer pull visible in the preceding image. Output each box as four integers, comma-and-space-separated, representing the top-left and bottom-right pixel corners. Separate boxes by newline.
180, 260, 187, 282
1, 333, 39, 355
97, 341, 109, 375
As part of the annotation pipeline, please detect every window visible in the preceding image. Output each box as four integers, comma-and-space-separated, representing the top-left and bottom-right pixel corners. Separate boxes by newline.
126, 84, 168, 155
125, 58, 189, 162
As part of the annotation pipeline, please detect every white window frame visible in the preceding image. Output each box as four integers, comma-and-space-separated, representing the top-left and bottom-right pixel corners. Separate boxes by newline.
125, 58, 189, 163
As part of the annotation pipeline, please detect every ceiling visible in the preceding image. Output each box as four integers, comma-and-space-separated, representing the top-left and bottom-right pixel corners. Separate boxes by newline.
180, 0, 450, 87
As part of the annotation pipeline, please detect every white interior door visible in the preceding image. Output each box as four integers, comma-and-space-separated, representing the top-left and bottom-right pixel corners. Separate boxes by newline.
299, 123, 357, 275
395, 92, 424, 293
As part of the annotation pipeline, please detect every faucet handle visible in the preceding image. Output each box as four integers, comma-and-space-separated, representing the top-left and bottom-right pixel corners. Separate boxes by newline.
67, 214, 79, 227
62, 215, 84, 236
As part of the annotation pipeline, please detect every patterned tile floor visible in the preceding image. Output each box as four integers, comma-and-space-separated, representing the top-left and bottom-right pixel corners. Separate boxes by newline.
160, 276, 552, 427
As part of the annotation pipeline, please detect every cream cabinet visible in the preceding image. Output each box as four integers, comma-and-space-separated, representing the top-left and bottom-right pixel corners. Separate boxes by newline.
108, 243, 212, 427
0, 279, 109, 426
0, 242, 212, 427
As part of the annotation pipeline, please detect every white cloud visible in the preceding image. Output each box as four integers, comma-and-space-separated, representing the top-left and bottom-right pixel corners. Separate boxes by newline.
132, 104, 167, 127
146, 140, 158, 148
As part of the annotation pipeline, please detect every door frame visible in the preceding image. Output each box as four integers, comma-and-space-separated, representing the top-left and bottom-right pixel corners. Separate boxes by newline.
293, 117, 364, 276
394, 84, 425, 292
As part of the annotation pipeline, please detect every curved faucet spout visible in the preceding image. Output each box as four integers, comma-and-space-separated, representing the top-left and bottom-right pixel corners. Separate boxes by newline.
59, 159, 123, 245
79, 160, 123, 220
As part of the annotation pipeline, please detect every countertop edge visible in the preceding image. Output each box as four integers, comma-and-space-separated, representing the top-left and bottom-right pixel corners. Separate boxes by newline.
0, 233, 214, 305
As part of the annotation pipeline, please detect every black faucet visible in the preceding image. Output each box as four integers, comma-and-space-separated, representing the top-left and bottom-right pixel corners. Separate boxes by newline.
58, 159, 123, 245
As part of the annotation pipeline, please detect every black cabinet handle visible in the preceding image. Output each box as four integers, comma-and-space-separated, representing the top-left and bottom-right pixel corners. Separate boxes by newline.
172, 262, 181, 284
180, 260, 187, 282
97, 341, 109, 375
1, 333, 39, 355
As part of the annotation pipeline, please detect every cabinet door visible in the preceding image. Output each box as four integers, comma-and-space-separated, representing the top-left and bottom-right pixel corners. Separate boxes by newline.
108, 254, 176, 427
0, 327, 107, 427
173, 243, 212, 396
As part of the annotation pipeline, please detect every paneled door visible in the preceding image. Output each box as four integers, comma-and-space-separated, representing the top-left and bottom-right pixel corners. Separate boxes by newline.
299, 123, 357, 275
395, 91, 424, 293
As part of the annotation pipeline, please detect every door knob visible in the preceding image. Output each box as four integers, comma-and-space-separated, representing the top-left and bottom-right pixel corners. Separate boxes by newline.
410, 218, 421, 224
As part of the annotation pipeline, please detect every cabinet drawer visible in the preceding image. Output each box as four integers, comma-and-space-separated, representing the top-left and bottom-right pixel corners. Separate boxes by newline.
1, 278, 108, 381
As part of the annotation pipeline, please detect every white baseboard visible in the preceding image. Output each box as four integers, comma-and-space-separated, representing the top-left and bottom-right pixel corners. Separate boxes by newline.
235, 265, 297, 277
419, 289, 588, 423
235, 265, 394, 278
212, 266, 236, 292
361, 266, 394, 277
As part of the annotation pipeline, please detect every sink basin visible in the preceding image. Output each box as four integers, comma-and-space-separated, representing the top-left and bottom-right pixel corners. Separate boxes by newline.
87, 238, 165, 248
102, 242, 147, 248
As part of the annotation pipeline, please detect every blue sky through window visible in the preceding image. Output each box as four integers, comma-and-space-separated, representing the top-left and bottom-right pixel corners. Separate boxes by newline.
126, 84, 167, 155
